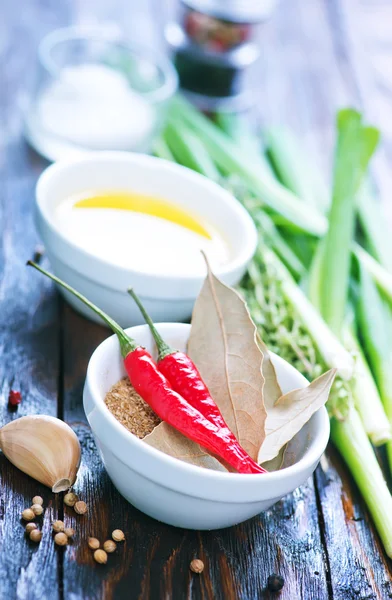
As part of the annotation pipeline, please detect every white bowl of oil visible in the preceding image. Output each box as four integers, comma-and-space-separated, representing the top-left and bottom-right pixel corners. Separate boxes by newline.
35, 152, 257, 326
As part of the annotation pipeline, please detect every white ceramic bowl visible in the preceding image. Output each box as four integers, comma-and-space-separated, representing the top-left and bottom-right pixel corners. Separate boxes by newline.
83, 323, 330, 530
35, 152, 257, 327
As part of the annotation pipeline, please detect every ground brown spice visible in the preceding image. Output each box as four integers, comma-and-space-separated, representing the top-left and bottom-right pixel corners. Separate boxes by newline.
105, 377, 161, 438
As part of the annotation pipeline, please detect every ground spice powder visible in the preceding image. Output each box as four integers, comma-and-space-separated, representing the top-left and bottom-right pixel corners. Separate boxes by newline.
105, 377, 161, 438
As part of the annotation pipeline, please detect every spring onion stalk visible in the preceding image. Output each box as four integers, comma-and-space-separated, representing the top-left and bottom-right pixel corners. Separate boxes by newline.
163, 119, 220, 182
357, 182, 392, 271
331, 408, 392, 558
241, 245, 392, 557
357, 263, 392, 468
353, 243, 392, 304
215, 112, 275, 179
263, 122, 392, 298
168, 96, 328, 236
342, 326, 391, 445
265, 127, 330, 213
152, 137, 176, 162
317, 110, 379, 335
306, 232, 391, 443
270, 119, 391, 445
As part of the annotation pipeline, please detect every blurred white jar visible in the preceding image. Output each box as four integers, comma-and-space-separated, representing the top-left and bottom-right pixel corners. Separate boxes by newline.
23, 27, 178, 161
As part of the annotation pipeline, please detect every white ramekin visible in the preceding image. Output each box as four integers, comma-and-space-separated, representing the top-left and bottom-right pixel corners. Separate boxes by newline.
83, 323, 330, 530
35, 152, 257, 327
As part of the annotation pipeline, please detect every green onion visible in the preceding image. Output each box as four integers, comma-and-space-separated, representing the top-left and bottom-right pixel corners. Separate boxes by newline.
265, 126, 330, 213
215, 112, 275, 179
331, 408, 392, 558
241, 245, 392, 557
163, 119, 220, 181
357, 182, 392, 271
357, 262, 392, 468
354, 243, 392, 305
317, 109, 379, 335
342, 325, 391, 446
168, 96, 327, 236
152, 137, 176, 162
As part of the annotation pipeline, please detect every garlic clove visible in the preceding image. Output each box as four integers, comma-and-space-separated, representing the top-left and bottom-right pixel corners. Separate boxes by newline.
0, 415, 80, 492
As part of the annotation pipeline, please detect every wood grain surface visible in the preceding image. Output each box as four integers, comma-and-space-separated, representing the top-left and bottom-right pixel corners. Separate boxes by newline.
1, 0, 392, 598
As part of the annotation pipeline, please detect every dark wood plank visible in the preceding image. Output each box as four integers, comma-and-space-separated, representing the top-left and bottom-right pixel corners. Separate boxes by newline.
0, 177, 61, 600
316, 450, 392, 600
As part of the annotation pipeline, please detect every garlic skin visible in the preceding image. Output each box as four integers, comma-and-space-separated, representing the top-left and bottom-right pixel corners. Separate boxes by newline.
0, 415, 80, 492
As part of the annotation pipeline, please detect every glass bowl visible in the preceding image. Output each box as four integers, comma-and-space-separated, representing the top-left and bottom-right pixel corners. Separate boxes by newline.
23, 26, 178, 161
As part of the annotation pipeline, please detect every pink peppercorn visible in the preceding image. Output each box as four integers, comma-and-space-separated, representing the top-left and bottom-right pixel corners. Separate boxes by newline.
8, 390, 22, 407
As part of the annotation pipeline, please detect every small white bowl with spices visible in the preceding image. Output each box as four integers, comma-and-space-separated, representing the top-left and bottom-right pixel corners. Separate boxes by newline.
83, 323, 330, 530
35, 152, 257, 327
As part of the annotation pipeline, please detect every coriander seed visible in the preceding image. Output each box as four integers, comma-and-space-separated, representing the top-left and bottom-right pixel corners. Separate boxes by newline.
64, 492, 78, 507
31, 503, 44, 516
52, 520, 65, 533
103, 540, 116, 553
74, 501, 87, 515
54, 532, 68, 546
112, 529, 125, 542
29, 529, 42, 543
94, 549, 107, 564
190, 559, 204, 574
22, 508, 35, 521
64, 527, 75, 538
25, 523, 38, 534
32, 496, 43, 506
88, 537, 100, 550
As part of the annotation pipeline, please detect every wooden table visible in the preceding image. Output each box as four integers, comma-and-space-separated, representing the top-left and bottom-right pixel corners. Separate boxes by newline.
1, 0, 392, 598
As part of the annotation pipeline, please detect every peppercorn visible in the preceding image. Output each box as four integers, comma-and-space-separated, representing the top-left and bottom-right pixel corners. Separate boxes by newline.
54, 532, 68, 546
32, 496, 43, 506
64, 492, 78, 507
52, 520, 65, 533
31, 503, 44, 516
103, 540, 116, 553
64, 527, 75, 538
29, 529, 42, 543
88, 537, 100, 550
25, 523, 38, 534
94, 549, 107, 564
8, 390, 22, 407
112, 529, 125, 542
74, 501, 87, 515
267, 574, 285, 592
190, 559, 204, 574
22, 508, 35, 521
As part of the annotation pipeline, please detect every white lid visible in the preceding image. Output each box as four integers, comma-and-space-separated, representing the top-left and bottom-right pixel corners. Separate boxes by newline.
181, 0, 277, 23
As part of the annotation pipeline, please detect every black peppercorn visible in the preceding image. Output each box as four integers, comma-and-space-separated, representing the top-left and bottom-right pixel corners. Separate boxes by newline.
267, 573, 285, 592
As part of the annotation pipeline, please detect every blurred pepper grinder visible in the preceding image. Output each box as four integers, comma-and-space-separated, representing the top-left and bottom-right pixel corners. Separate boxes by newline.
166, 0, 278, 111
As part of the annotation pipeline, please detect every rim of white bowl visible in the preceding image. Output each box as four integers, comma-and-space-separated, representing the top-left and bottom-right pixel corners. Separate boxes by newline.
84, 323, 331, 490
35, 152, 258, 289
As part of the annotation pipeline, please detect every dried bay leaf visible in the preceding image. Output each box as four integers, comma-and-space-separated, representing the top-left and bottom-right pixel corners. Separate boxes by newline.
143, 422, 227, 471
257, 334, 282, 405
258, 369, 337, 464
187, 259, 267, 461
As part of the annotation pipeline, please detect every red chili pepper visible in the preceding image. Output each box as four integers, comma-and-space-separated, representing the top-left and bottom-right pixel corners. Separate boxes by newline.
28, 262, 265, 475
128, 288, 266, 474
8, 390, 22, 407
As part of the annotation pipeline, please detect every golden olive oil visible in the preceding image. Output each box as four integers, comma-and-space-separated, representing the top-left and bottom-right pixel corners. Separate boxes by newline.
74, 191, 211, 239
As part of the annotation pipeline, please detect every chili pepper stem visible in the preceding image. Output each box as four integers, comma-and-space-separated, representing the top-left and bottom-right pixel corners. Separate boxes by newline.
27, 261, 137, 358
128, 288, 174, 360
